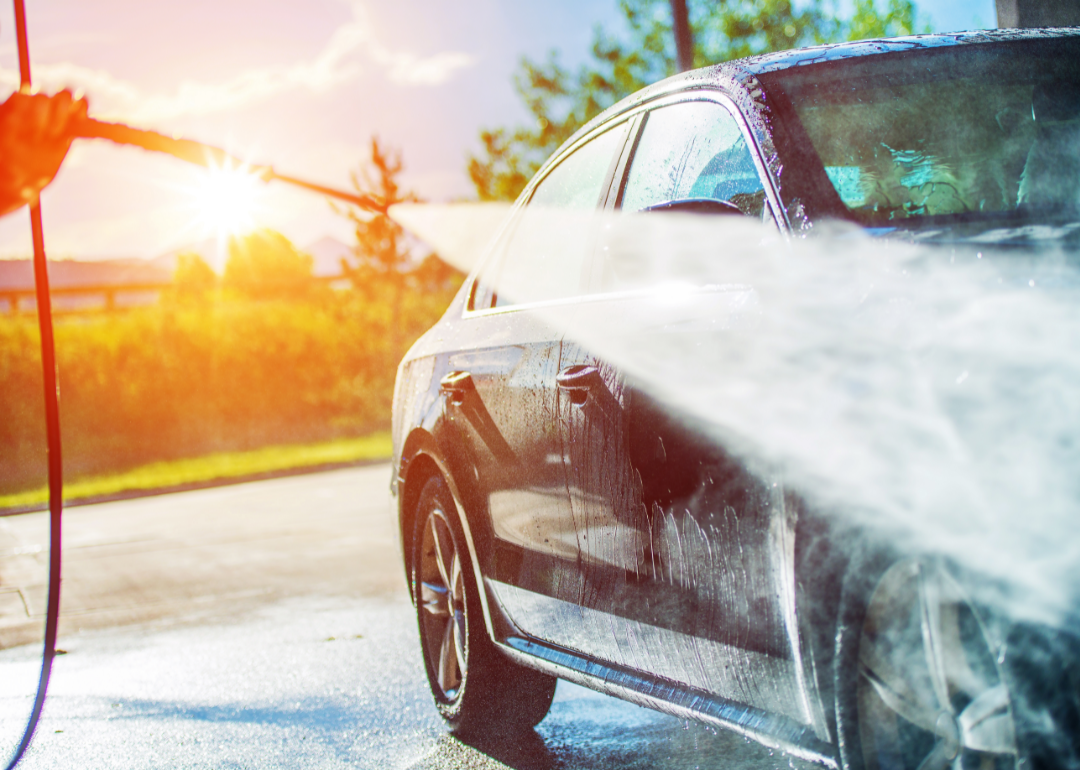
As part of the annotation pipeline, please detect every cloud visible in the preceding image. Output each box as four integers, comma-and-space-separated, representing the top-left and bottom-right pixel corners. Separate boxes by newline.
0, 1, 475, 123
373, 50, 476, 86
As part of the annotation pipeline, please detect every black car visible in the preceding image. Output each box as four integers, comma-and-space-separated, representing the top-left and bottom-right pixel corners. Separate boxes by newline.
390, 28, 1080, 770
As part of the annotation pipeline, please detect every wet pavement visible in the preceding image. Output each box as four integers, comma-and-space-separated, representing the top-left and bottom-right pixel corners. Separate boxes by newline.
0, 466, 817, 770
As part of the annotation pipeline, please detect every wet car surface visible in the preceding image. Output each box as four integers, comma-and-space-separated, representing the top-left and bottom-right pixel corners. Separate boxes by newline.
391, 29, 1080, 770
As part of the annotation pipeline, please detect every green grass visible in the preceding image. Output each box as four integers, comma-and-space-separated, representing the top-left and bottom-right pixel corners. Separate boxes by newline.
0, 432, 393, 511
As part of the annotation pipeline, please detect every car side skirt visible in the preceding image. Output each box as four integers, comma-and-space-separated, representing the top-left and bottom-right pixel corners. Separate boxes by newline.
495, 633, 839, 768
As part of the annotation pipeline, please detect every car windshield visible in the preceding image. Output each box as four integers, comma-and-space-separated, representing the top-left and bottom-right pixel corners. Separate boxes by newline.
765, 37, 1080, 227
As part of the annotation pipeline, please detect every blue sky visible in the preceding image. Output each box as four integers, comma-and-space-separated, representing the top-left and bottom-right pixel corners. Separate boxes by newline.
911, 0, 997, 31
0, 0, 999, 260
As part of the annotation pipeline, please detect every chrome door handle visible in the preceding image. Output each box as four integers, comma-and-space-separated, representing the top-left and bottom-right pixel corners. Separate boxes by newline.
439, 370, 474, 404
556, 365, 600, 389
556, 365, 600, 405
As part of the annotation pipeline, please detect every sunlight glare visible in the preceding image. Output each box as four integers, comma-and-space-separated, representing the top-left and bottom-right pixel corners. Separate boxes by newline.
189, 163, 265, 239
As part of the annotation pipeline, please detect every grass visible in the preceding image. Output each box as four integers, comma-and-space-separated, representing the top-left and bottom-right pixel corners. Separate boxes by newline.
0, 432, 393, 512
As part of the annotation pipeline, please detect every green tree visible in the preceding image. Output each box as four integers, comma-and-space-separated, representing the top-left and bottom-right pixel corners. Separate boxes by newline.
342, 137, 421, 296
223, 229, 315, 299
341, 138, 465, 350
842, 0, 927, 41
468, 0, 926, 201
171, 251, 217, 300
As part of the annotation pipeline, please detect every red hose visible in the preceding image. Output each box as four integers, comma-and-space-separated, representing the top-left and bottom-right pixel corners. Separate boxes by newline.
4, 1, 64, 768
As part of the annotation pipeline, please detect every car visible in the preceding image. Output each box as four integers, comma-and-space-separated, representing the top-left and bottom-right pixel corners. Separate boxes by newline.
389, 28, 1080, 770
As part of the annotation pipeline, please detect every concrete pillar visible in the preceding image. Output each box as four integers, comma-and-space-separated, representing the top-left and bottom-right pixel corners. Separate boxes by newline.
996, 0, 1080, 27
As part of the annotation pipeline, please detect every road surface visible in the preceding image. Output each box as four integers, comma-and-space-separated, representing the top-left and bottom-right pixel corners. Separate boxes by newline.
0, 465, 816, 769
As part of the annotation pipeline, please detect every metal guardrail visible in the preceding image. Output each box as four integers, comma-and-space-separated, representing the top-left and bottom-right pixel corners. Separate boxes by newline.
0, 282, 171, 315
0, 276, 352, 315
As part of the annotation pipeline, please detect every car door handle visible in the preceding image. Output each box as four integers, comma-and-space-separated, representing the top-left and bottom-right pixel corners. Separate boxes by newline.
556, 365, 600, 405
439, 370, 474, 404
556, 365, 601, 389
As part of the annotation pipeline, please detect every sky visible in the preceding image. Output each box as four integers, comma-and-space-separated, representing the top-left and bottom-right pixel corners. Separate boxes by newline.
0, 0, 996, 264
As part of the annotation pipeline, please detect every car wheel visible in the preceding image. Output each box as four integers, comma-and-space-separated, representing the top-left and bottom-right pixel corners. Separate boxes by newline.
412, 475, 557, 736
836, 556, 1018, 770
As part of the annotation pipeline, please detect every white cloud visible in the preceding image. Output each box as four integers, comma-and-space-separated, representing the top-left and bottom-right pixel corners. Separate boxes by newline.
0, 1, 475, 123
374, 50, 476, 86
340, 0, 475, 86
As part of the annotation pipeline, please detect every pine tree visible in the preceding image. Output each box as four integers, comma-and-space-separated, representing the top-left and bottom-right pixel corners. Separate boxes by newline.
342, 138, 421, 294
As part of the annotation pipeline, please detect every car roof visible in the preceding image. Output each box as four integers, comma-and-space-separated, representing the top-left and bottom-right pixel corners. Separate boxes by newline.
735, 26, 1080, 75
565, 27, 1080, 153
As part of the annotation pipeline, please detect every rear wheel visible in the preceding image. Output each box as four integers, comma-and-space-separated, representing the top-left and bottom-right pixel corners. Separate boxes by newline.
837, 557, 1018, 770
412, 475, 557, 736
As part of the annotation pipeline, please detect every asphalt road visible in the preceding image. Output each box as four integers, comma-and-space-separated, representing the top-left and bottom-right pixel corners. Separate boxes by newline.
0, 465, 816, 770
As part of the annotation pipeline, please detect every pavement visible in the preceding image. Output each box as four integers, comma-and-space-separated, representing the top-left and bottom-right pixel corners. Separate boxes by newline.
0, 465, 816, 769
0, 465, 404, 650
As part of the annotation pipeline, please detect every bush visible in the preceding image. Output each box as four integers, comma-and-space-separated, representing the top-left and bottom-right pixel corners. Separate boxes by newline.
0, 282, 458, 494
223, 229, 316, 299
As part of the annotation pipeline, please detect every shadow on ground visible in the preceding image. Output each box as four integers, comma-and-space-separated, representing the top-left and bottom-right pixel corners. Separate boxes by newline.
408, 687, 809, 770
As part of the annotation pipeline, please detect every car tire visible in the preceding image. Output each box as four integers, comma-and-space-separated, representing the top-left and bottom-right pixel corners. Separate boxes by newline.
835, 554, 1019, 770
411, 475, 557, 737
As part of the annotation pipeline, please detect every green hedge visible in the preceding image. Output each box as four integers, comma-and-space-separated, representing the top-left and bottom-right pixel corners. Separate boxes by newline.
0, 284, 454, 494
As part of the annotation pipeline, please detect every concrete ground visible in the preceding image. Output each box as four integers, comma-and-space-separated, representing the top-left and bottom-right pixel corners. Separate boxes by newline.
0, 465, 816, 769
0, 465, 404, 650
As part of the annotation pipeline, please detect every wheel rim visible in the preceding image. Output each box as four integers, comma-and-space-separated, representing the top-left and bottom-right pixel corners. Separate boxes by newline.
857, 559, 1018, 770
418, 507, 467, 701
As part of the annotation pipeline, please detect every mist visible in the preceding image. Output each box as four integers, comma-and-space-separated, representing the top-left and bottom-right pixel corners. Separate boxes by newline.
392, 203, 1080, 627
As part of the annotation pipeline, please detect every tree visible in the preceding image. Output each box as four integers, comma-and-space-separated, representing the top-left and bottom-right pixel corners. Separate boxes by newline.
223, 229, 314, 299
342, 137, 466, 291
341, 137, 468, 353
468, 0, 926, 201
341, 137, 422, 299
171, 251, 217, 299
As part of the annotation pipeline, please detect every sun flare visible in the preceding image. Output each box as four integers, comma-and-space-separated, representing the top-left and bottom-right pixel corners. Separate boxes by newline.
188, 163, 265, 239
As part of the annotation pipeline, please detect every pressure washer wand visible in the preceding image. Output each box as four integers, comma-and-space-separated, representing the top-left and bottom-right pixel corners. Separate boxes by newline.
74, 117, 387, 214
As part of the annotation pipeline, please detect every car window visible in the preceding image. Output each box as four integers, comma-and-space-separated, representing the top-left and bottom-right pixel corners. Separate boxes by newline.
621, 101, 767, 218
766, 41, 1080, 225
474, 122, 630, 309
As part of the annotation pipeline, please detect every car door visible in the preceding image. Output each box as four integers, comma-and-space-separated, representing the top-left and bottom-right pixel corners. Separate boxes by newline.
549, 97, 818, 727
444, 121, 635, 637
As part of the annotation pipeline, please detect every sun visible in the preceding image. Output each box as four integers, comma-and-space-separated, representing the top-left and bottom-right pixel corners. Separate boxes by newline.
188, 162, 265, 239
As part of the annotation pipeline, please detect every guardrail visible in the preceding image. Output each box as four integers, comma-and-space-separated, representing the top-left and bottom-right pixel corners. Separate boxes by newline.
0, 276, 353, 316
0, 282, 171, 315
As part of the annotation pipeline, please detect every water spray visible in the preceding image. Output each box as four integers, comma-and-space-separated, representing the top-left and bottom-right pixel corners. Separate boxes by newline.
391, 202, 1080, 626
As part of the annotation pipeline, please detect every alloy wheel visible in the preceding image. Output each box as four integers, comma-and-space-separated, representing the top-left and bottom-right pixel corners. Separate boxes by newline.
418, 506, 468, 701
857, 558, 1017, 770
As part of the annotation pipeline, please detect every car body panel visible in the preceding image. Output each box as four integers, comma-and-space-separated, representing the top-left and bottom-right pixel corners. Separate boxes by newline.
391, 28, 1080, 766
